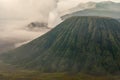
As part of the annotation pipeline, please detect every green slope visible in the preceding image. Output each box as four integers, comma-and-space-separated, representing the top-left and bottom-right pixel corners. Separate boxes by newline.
1, 16, 120, 74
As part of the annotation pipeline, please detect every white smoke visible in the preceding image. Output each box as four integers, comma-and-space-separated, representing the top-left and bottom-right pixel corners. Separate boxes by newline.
0, 0, 57, 52
0, 0, 120, 53
48, 0, 62, 28
47, 0, 120, 28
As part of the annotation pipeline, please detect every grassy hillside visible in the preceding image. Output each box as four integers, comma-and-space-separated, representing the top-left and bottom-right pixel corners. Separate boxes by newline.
0, 71, 120, 80
1, 16, 120, 74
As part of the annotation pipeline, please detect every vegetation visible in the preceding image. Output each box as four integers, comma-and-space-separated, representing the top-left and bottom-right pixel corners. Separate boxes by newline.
0, 71, 120, 80
1, 16, 120, 74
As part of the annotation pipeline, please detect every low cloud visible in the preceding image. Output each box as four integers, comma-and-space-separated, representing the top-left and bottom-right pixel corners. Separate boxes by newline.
0, 0, 57, 52
0, 0, 120, 53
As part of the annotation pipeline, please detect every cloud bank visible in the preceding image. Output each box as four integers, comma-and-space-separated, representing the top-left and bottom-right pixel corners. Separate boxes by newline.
0, 0, 120, 53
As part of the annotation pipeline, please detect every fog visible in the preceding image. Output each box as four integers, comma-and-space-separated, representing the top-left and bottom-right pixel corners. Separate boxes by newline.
0, 0, 57, 53
0, 0, 120, 53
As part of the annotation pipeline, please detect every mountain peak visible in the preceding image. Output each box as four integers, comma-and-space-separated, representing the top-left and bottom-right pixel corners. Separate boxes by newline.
62, 1, 120, 20
1, 16, 120, 74
99, 1, 115, 4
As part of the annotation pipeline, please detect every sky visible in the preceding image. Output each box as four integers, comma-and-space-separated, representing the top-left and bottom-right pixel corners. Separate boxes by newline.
0, 0, 120, 52
0, 0, 120, 20
0, 0, 120, 23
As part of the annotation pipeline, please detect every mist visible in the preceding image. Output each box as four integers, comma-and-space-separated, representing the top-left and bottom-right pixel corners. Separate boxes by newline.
0, 0, 57, 53
0, 0, 120, 53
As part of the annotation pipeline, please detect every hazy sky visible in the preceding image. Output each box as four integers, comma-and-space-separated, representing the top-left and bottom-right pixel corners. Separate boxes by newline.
0, 0, 120, 52
0, 0, 120, 19
0, 0, 120, 22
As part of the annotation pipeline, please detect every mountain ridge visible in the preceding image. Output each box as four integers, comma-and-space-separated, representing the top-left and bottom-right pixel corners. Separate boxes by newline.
62, 1, 120, 20
1, 16, 120, 74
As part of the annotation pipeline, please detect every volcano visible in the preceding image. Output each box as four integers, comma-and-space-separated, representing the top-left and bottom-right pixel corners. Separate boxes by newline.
1, 16, 120, 74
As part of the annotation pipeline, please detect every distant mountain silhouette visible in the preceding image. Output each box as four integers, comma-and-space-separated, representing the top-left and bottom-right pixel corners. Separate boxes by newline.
1, 16, 120, 74
62, 1, 120, 20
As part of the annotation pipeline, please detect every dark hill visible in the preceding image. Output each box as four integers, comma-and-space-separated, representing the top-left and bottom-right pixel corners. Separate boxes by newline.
1, 16, 120, 74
